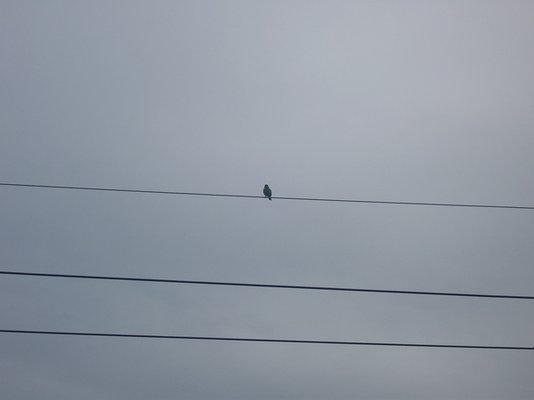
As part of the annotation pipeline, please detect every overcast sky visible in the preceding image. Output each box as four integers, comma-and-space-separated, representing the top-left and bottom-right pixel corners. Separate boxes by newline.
1, 1, 534, 399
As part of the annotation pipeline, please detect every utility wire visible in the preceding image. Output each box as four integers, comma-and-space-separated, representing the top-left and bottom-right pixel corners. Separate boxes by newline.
1, 182, 533, 210
1, 329, 532, 351
2, 270, 533, 300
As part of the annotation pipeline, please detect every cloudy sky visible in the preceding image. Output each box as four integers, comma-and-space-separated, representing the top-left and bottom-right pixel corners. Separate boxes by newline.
1, 1, 534, 399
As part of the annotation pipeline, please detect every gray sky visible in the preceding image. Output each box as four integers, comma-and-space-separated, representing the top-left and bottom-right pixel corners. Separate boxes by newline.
1, 1, 534, 399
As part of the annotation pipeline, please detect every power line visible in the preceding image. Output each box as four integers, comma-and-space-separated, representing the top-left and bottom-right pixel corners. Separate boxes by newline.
1, 329, 532, 351
1, 182, 533, 210
2, 270, 533, 300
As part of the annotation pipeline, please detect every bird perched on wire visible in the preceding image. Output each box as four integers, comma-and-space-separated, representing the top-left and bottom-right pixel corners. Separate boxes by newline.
263, 184, 272, 200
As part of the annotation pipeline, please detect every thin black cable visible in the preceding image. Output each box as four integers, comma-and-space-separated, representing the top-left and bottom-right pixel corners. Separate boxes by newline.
1, 182, 533, 210
2, 270, 533, 300
1, 329, 532, 351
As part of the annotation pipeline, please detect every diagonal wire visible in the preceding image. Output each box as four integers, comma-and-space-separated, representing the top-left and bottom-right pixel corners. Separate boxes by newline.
1, 182, 533, 210
1, 329, 533, 351
1, 270, 533, 300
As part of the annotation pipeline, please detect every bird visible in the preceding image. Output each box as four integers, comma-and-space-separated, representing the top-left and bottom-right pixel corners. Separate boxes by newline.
263, 184, 272, 200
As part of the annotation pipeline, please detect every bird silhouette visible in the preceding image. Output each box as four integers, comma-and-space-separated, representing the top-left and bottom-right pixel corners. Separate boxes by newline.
263, 184, 272, 200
